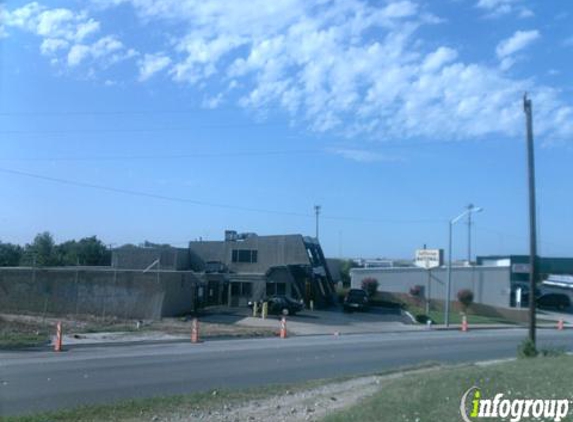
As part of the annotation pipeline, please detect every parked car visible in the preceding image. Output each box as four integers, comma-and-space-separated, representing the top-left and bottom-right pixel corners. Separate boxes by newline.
537, 293, 571, 310
343, 289, 369, 312
248, 295, 304, 316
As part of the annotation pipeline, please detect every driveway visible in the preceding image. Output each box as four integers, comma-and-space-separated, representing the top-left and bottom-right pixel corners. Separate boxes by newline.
202, 305, 420, 335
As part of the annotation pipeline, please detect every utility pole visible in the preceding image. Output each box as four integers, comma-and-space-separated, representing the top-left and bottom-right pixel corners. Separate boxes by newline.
524, 93, 538, 347
314, 205, 321, 240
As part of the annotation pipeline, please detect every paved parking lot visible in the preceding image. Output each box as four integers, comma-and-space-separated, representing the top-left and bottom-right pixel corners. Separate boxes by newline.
201, 306, 423, 335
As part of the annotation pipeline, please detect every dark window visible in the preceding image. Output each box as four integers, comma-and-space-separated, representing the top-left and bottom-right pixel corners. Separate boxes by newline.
231, 283, 240, 296
232, 249, 258, 263
266, 282, 286, 296
238, 250, 251, 262
242, 282, 252, 297
231, 282, 252, 297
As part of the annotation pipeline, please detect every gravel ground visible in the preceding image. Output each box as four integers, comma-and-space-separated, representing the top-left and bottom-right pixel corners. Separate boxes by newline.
155, 376, 385, 422
0, 313, 276, 348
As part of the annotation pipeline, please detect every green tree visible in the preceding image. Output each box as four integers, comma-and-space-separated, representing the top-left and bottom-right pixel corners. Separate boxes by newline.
77, 236, 110, 265
56, 236, 111, 266
22, 232, 61, 266
56, 240, 80, 266
0, 241, 23, 266
340, 259, 359, 287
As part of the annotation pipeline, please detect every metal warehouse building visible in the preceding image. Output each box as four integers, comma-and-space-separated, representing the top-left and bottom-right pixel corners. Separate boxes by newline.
350, 265, 512, 309
351, 254, 573, 313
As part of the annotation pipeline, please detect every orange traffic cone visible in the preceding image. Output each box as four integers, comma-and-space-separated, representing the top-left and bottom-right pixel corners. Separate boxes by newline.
54, 321, 63, 352
191, 318, 200, 343
461, 315, 468, 332
280, 316, 287, 339
557, 319, 564, 331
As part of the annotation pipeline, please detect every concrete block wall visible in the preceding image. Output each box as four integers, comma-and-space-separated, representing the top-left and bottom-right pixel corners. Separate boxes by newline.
0, 267, 202, 319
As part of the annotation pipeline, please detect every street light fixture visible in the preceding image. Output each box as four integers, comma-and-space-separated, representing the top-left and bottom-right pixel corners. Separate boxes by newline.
445, 205, 483, 327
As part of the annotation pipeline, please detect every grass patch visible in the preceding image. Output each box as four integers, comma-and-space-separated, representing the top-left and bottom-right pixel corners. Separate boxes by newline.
0, 317, 51, 349
2, 362, 443, 422
3, 378, 331, 422
407, 304, 516, 325
323, 355, 573, 422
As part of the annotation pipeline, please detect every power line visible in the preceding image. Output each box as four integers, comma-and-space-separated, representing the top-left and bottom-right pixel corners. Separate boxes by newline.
0, 106, 276, 117
475, 224, 568, 251
0, 167, 446, 225
0, 149, 324, 162
0, 122, 287, 136
0, 167, 310, 218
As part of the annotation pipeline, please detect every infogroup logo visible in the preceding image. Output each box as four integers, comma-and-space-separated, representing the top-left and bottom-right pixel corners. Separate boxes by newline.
460, 386, 570, 422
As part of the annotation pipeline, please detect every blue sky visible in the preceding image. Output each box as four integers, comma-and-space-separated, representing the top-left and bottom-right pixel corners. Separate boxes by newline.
0, 0, 572, 259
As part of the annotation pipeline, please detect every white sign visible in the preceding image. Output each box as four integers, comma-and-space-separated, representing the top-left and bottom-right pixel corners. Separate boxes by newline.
415, 249, 443, 269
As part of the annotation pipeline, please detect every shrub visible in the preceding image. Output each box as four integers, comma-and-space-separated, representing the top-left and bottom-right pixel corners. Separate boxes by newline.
361, 277, 379, 297
336, 287, 349, 304
457, 289, 474, 312
409, 285, 424, 297
518, 338, 538, 359
539, 347, 566, 357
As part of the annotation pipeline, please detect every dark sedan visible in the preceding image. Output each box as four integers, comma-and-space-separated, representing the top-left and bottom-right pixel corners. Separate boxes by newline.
343, 289, 369, 312
248, 295, 304, 316
537, 293, 571, 310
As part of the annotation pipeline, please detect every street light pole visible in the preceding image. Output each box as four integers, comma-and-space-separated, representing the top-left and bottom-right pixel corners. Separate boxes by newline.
467, 203, 473, 265
445, 205, 483, 327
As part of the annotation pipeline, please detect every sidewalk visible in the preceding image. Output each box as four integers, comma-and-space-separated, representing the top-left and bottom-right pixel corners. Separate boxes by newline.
48, 321, 570, 349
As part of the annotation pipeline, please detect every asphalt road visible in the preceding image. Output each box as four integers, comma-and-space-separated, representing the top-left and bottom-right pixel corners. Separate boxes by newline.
2, 328, 572, 416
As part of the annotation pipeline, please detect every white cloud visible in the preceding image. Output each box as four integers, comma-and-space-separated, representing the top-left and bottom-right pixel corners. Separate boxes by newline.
88, 0, 569, 141
4, 0, 572, 142
496, 30, 540, 58
476, 0, 532, 18
2, 2, 134, 72
330, 148, 403, 163
67, 35, 128, 67
495, 30, 539, 70
4, 4, 101, 42
422, 47, 458, 72
75, 19, 101, 41
40, 38, 69, 55
67, 44, 91, 66
138, 53, 172, 81
202, 93, 223, 109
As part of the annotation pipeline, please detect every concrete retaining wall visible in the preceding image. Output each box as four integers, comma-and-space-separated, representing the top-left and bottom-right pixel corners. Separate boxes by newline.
0, 267, 203, 319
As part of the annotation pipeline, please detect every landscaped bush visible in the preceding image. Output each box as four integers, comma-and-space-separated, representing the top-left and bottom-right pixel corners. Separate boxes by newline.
409, 285, 424, 297
361, 277, 379, 297
457, 289, 474, 312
